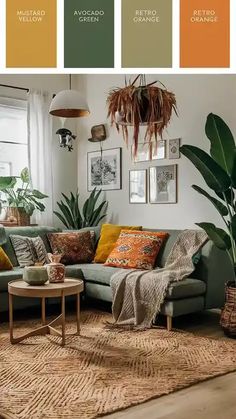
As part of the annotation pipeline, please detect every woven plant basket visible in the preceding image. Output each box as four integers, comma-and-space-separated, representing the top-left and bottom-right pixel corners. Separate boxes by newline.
220, 282, 236, 338
7, 207, 30, 226
16, 209, 30, 226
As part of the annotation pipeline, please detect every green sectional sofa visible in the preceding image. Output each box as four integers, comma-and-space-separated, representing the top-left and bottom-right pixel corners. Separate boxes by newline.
0, 225, 233, 330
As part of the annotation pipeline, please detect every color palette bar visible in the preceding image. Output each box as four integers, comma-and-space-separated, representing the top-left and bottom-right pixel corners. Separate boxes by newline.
122, 0, 172, 68
180, 0, 230, 68
6, 0, 57, 68
64, 0, 114, 68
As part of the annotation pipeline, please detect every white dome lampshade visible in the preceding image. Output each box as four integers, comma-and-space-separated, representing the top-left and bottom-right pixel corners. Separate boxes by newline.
49, 89, 90, 118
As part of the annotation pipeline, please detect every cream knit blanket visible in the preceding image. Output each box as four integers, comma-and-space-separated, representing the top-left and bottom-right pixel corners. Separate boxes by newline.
110, 230, 208, 329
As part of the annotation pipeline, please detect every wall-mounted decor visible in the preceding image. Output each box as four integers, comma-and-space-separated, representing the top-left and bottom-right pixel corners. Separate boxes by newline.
107, 75, 177, 157
88, 125, 107, 143
149, 164, 177, 204
132, 140, 166, 163
87, 148, 122, 192
56, 128, 76, 152
129, 170, 147, 204
169, 138, 181, 159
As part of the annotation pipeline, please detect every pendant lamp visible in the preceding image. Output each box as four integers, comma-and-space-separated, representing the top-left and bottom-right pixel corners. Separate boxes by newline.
49, 75, 90, 118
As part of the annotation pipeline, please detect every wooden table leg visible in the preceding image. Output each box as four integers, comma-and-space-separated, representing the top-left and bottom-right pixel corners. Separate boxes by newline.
76, 293, 80, 335
42, 297, 46, 325
61, 292, 65, 346
9, 293, 14, 344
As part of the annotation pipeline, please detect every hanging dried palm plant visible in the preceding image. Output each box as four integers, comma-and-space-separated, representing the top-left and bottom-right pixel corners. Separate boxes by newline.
107, 75, 177, 157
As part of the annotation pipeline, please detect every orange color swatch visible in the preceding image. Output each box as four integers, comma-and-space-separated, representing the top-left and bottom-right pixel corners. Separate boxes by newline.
6, 0, 57, 68
180, 0, 230, 68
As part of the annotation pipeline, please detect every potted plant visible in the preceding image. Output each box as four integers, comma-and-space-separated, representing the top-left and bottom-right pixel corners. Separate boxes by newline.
180, 113, 236, 336
107, 75, 177, 157
54, 188, 107, 229
0, 167, 48, 226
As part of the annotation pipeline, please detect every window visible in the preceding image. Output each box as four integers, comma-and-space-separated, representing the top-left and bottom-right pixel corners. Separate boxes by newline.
0, 96, 28, 177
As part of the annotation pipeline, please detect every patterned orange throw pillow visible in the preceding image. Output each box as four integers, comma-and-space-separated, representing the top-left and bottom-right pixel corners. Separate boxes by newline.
104, 230, 168, 270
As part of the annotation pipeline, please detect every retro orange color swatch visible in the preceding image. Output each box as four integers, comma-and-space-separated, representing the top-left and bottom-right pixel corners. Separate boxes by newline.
180, 0, 230, 68
6, 0, 57, 68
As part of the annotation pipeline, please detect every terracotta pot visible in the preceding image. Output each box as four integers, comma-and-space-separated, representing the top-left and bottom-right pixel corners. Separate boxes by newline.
220, 282, 236, 338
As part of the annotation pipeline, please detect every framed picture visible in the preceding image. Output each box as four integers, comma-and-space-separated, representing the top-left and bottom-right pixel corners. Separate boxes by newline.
129, 170, 147, 204
149, 165, 177, 204
0, 162, 11, 176
169, 138, 181, 159
87, 147, 122, 191
132, 140, 166, 163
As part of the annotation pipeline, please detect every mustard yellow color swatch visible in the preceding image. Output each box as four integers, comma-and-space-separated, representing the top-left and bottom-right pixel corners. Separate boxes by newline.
6, 0, 57, 68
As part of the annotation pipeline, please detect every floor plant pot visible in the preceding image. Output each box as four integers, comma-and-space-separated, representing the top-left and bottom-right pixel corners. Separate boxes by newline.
7, 207, 30, 226
220, 282, 236, 338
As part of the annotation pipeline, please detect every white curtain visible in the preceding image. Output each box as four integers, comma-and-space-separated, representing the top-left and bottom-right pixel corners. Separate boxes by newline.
28, 89, 53, 226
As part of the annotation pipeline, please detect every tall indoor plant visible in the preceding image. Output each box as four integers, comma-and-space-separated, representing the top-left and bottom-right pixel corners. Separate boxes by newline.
54, 188, 107, 229
0, 167, 48, 226
180, 113, 236, 336
107, 75, 177, 157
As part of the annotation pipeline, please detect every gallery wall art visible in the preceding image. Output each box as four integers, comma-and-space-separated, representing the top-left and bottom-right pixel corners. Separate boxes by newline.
132, 140, 166, 163
149, 164, 177, 204
87, 148, 122, 191
129, 170, 147, 204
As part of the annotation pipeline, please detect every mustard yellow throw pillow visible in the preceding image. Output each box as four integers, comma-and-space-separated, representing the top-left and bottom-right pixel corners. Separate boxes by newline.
0, 247, 13, 271
94, 224, 142, 263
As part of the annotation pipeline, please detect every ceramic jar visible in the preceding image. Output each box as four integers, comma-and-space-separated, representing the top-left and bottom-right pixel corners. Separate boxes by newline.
47, 254, 65, 283
23, 266, 48, 286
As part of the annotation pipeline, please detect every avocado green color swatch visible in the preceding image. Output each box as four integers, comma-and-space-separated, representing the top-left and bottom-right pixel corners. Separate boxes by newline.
64, 0, 114, 68
122, 0, 172, 68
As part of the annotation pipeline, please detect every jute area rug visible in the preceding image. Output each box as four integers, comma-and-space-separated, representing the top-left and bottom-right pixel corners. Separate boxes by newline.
1, 310, 236, 419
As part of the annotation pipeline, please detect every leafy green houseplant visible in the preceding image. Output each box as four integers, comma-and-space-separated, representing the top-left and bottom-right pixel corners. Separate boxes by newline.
180, 113, 236, 336
54, 188, 107, 229
0, 167, 48, 225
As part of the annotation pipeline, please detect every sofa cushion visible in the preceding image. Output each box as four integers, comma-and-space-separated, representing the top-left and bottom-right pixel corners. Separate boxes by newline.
94, 224, 142, 263
76, 263, 206, 301
65, 265, 85, 280
48, 231, 95, 265
0, 268, 23, 292
0, 247, 13, 271
76, 263, 121, 286
105, 230, 168, 270
166, 278, 206, 300
2, 226, 61, 267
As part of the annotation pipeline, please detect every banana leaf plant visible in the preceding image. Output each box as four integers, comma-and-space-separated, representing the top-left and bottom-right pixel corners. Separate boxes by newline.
0, 167, 48, 216
54, 188, 108, 229
180, 113, 236, 283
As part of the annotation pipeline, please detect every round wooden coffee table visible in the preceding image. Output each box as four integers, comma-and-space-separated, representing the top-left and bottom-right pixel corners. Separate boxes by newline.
8, 278, 84, 346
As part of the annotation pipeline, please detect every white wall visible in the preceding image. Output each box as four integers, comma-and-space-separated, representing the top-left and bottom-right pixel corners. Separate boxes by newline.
0, 75, 78, 226
76, 74, 236, 229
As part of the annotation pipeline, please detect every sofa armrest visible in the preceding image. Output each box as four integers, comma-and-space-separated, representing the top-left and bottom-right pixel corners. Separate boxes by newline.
194, 240, 234, 309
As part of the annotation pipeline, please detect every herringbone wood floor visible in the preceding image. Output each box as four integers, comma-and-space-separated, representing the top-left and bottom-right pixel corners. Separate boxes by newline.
106, 310, 236, 419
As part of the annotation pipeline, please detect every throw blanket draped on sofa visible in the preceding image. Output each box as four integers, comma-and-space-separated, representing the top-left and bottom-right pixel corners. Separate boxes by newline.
110, 230, 208, 329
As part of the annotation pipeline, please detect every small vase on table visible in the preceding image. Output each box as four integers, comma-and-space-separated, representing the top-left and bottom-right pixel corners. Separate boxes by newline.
47, 254, 65, 283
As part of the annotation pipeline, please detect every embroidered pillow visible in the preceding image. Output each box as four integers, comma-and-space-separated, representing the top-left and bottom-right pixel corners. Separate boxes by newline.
48, 231, 94, 265
94, 224, 142, 263
10, 235, 49, 267
104, 230, 169, 270
0, 247, 13, 271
